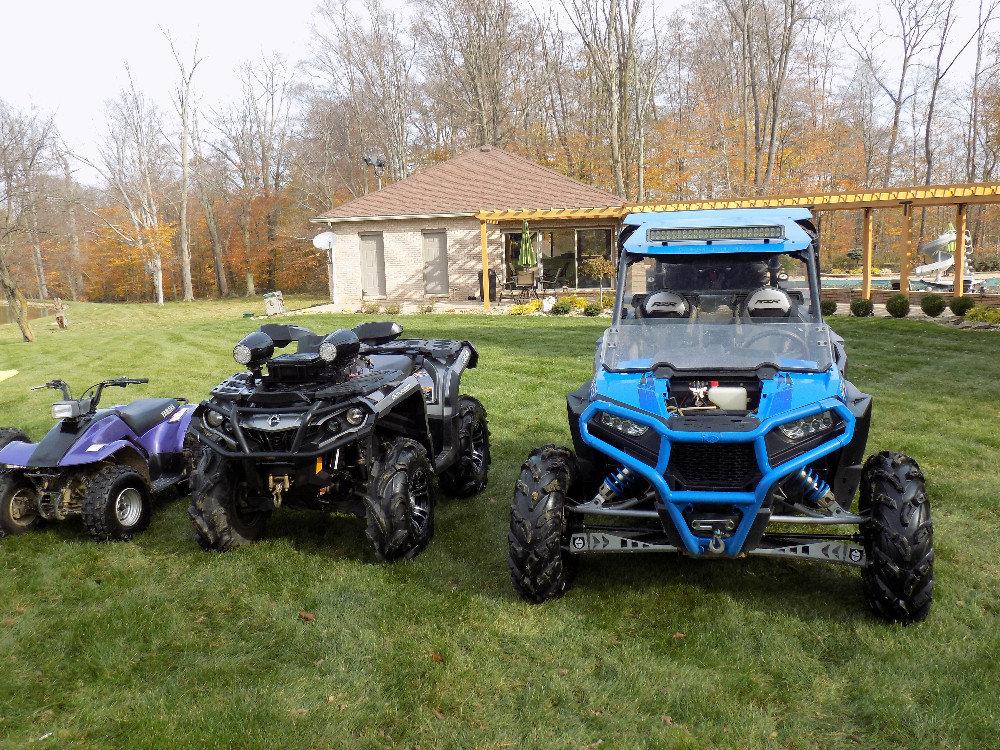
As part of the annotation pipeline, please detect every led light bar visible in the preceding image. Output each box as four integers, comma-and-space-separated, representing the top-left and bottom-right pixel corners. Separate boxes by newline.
647, 225, 784, 242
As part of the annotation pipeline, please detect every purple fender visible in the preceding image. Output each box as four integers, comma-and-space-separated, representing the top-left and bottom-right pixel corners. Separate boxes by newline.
0, 439, 35, 467
139, 404, 196, 456
59, 414, 146, 467
58, 404, 196, 466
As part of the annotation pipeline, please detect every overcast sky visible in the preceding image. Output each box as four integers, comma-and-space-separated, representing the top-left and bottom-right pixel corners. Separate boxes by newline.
0, 0, 988, 185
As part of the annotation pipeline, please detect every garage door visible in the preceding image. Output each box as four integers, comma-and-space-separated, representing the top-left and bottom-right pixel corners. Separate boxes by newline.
422, 231, 449, 295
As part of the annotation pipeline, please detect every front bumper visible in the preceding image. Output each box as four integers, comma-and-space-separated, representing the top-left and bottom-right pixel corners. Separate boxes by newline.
578, 398, 855, 557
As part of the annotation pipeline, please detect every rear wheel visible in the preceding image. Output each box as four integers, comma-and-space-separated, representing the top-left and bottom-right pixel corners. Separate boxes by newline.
189, 452, 270, 551
0, 474, 40, 536
508, 445, 578, 603
364, 437, 435, 561
81, 465, 152, 541
860, 451, 934, 624
439, 395, 491, 498
0, 428, 29, 451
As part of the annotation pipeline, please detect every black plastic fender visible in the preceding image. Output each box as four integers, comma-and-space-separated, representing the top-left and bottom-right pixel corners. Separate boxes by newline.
832, 380, 872, 508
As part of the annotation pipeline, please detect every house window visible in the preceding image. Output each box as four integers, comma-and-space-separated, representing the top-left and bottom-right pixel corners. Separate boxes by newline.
502, 226, 615, 288
576, 228, 614, 288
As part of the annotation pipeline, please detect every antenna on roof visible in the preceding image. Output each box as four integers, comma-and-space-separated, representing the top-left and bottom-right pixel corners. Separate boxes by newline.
363, 153, 387, 191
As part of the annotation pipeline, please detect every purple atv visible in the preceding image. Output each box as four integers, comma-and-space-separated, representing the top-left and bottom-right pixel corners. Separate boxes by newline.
0, 378, 199, 541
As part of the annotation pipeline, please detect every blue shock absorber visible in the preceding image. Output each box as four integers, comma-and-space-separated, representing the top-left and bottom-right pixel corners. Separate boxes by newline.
796, 467, 830, 504
596, 466, 634, 504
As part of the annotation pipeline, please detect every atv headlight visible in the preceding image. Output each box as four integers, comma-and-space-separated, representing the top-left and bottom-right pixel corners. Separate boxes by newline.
598, 411, 649, 437
204, 410, 225, 429
319, 342, 338, 363
52, 401, 82, 419
233, 331, 275, 367
345, 407, 366, 426
776, 410, 835, 443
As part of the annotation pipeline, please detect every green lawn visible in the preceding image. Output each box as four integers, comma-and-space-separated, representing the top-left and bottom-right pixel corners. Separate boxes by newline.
1, 301, 997, 750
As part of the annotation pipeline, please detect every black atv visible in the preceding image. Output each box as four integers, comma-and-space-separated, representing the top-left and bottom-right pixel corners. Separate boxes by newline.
188, 321, 490, 560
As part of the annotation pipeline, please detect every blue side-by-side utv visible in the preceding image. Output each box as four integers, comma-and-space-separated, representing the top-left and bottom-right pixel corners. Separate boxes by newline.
508, 208, 933, 624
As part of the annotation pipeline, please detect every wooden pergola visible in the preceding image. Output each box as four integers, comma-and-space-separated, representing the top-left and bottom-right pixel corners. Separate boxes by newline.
476, 182, 1000, 310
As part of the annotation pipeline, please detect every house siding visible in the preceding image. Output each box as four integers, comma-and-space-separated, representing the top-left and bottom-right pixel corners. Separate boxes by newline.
329, 217, 503, 304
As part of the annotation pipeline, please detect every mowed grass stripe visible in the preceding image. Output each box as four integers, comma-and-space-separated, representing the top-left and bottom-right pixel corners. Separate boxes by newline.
0, 300, 998, 749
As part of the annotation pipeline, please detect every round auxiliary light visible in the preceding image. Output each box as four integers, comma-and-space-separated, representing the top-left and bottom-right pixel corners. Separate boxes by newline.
345, 407, 366, 426
233, 344, 252, 366
205, 410, 225, 429
319, 342, 338, 363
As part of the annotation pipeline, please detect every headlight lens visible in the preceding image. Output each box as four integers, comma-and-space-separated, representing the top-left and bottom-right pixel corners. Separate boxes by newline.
204, 410, 225, 429
345, 407, 366, 426
233, 344, 252, 365
319, 342, 338, 363
599, 411, 649, 437
776, 410, 835, 442
52, 401, 79, 419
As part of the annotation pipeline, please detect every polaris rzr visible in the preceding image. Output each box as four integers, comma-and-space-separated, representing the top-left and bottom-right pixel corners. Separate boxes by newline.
508, 208, 933, 624
189, 321, 490, 560
0, 378, 198, 541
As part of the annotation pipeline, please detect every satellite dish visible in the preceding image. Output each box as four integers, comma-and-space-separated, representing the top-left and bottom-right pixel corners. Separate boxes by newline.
312, 231, 335, 251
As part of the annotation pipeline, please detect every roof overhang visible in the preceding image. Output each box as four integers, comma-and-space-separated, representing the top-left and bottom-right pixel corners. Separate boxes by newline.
310, 211, 478, 225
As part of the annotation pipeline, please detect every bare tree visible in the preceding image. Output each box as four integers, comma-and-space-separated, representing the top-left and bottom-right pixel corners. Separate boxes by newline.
851, 0, 942, 185
0, 100, 52, 341
192, 114, 229, 296
86, 71, 171, 304
56, 143, 84, 300
164, 31, 203, 301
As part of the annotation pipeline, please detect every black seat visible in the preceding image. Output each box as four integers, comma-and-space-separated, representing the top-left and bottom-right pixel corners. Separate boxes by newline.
115, 398, 181, 437
366, 354, 415, 378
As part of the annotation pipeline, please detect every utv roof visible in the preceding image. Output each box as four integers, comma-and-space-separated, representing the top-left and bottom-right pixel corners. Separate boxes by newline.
622, 207, 814, 255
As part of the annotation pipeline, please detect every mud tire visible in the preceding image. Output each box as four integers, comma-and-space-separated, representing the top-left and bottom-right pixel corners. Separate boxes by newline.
508, 445, 578, 603
439, 395, 491, 498
188, 451, 270, 551
81, 464, 151, 542
860, 451, 934, 624
364, 438, 435, 561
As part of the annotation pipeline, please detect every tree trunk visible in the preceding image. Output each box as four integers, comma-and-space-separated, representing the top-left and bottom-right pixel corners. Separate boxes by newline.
29, 211, 49, 300
60, 153, 83, 301
0, 248, 35, 342
179, 115, 194, 301
200, 191, 229, 296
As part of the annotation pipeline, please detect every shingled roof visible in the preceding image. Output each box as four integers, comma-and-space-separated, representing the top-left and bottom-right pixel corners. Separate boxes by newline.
313, 146, 622, 223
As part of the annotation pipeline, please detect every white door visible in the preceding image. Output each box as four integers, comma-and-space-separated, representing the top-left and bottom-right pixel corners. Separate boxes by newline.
422, 231, 449, 295
360, 233, 386, 297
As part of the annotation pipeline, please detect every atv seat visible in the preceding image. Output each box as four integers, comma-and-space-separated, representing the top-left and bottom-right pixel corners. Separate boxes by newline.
115, 398, 180, 437
366, 354, 415, 378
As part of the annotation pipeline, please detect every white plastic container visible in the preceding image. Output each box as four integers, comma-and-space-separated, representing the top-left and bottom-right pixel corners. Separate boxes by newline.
708, 386, 748, 411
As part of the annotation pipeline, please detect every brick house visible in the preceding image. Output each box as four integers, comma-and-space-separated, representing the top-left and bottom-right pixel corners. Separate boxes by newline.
310, 147, 622, 304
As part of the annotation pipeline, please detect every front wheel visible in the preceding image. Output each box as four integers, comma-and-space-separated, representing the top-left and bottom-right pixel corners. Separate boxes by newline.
508, 445, 578, 603
860, 451, 934, 624
189, 452, 271, 551
364, 438, 435, 561
81, 465, 152, 541
439, 395, 491, 498
0, 474, 40, 536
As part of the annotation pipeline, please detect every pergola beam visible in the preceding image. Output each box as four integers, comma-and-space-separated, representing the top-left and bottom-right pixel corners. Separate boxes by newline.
954, 204, 968, 296
861, 207, 874, 301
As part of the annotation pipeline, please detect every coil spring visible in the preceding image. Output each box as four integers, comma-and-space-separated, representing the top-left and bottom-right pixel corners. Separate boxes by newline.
796, 467, 830, 504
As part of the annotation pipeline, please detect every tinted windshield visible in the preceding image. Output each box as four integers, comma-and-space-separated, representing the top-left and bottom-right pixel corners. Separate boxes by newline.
603, 251, 832, 372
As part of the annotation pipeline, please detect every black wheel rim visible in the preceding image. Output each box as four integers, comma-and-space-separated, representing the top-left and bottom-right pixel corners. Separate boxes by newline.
408, 468, 432, 537
232, 481, 268, 527
468, 418, 488, 474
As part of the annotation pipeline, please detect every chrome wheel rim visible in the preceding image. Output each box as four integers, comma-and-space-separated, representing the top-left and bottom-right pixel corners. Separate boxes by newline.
9, 487, 38, 527
114, 487, 144, 527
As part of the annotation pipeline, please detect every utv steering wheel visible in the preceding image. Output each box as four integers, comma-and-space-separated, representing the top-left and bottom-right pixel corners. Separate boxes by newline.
742, 328, 812, 360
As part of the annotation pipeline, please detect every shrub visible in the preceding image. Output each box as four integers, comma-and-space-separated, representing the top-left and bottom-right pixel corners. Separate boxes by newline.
583, 302, 602, 317
550, 299, 573, 315
383, 303, 401, 315
419, 302, 435, 314
920, 294, 946, 317
971, 252, 1000, 273
965, 306, 1000, 324
949, 295, 975, 316
850, 298, 874, 317
820, 299, 838, 317
885, 294, 910, 318
559, 294, 588, 309
360, 301, 381, 315
509, 299, 541, 315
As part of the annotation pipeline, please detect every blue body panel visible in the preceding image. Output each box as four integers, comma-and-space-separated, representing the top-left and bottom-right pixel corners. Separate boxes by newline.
581, 206, 850, 557
582, 368, 854, 556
